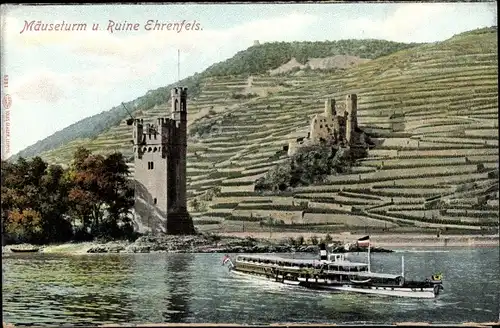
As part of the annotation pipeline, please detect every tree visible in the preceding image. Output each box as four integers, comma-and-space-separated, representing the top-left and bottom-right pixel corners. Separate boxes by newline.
68, 153, 107, 234
189, 198, 200, 212
309, 235, 319, 245
100, 152, 134, 238
323, 233, 333, 244
67, 149, 134, 239
2, 149, 136, 244
5, 209, 43, 243
1, 157, 73, 244
37, 164, 73, 243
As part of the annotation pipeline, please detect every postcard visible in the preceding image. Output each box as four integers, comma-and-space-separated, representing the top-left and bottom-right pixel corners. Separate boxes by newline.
1, 2, 499, 327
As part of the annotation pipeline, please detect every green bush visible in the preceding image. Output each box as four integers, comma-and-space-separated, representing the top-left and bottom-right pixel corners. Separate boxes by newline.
230, 93, 259, 99
309, 235, 319, 245
210, 202, 240, 209
296, 235, 305, 245
322, 233, 333, 244
255, 140, 368, 192
234, 204, 306, 211
194, 219, 221, 225
225, 215, 263, 222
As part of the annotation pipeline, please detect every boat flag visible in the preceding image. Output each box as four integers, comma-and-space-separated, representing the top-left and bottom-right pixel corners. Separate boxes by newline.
357, 235, 370, 247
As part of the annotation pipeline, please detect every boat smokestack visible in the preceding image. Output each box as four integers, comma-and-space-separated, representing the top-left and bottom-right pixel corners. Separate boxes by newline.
319, 243, 328, 261
401, 256, 405, 278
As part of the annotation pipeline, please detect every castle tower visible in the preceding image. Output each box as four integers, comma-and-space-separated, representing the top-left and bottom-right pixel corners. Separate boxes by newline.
167, 87, 195, 235
132, 87, 195, 235
324, 98, 336, 118
345, 94, 358, 144
133, 116, 170, 233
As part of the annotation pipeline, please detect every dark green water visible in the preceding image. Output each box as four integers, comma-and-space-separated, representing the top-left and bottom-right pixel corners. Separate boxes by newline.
2, 247, 499, 325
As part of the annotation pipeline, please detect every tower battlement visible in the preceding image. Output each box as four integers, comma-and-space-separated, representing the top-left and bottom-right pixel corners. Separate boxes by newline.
171, 87, 188, 123
171, 86, 188, 97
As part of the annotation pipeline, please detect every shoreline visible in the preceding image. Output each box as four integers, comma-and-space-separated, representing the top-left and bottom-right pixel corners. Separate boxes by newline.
2, 233, 498, 255
218, 232, 500, 248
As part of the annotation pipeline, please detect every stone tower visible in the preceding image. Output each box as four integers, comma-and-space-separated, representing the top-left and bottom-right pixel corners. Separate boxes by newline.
132, 87, 195, 235
345, 94, 358, 144
324, 98, 336, 118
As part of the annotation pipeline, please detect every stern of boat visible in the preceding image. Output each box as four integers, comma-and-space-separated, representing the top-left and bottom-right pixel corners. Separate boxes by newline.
429, 273, 444, 296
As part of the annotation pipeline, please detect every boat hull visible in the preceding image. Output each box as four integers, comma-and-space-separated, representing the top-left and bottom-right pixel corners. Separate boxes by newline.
230, 268, 439, 298
10, 248, 39, 253
313, 284, 436, 299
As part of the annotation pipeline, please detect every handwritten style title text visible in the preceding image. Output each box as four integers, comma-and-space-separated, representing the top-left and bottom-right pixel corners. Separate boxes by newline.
19, 20, 203, 34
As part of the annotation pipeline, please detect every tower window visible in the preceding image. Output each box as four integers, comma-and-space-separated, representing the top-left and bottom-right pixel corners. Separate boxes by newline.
148, 161, 154, 170
153, 198, 157, 205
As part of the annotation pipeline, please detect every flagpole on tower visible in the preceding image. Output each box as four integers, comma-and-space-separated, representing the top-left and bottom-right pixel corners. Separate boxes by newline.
177, 49, 180, 82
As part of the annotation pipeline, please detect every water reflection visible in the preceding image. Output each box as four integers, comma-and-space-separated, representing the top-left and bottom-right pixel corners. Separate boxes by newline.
58, 254, 136, 325
162, 254, 193, 322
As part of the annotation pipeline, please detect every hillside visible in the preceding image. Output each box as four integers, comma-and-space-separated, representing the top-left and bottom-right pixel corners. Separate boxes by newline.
188, 26, 498, 234
12, 39, 420, 160
23, 27, 499, 234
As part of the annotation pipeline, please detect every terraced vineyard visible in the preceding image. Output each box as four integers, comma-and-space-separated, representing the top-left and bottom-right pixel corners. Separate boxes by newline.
38, 27, 498, 234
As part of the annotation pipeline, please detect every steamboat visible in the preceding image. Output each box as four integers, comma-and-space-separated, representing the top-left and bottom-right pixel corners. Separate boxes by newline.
222, 237, 444, 299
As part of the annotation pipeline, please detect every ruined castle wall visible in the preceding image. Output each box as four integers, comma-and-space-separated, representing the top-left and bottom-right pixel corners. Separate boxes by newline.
310, 114, 335, 142
324, 98, 336, 118
346, 94, 358, 144
287, 140, 299, 157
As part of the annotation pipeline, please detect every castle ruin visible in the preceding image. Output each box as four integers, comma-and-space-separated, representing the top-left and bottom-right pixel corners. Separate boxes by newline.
132, 87, 195, 235
288, 94, 362, 156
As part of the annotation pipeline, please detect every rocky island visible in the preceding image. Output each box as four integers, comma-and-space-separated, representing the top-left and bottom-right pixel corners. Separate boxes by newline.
2, 233, 394, 255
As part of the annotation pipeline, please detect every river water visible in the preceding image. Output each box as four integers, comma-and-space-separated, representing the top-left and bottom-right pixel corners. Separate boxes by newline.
2, 247, 499, 325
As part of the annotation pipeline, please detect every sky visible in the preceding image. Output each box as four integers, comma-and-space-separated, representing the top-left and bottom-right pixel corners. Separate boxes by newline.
0, 2, 497, 158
